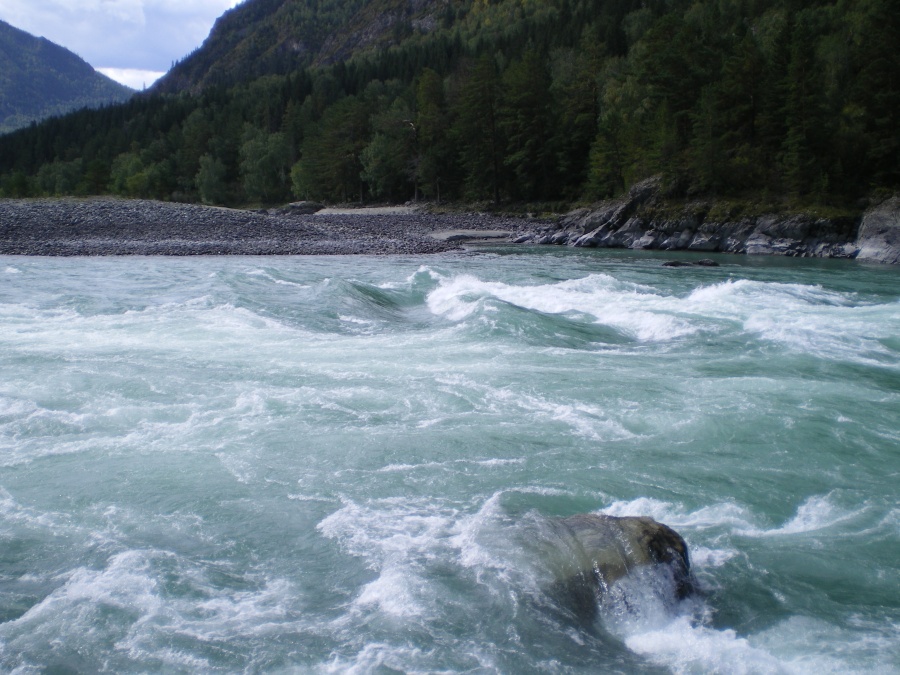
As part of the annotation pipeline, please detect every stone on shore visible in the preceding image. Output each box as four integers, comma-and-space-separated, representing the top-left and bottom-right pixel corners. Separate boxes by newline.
856, 197, 900, 264
428, 229, 511, 242
535, 178, 899, 264
269, 201, 324, 215
0, 198, 538, 256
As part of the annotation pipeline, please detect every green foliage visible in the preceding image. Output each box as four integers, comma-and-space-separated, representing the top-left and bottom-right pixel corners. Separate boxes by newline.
240, 127, 293, 204
451, 55, 503, 202
196, 154, 229, 205
0, 0, 897, 206
293, 96, 371, 202
34, 159, 83, 196
1, 171, 33, 198
361, 100, 418, 200
414, 68, 453, 201
499, 50, 557, 200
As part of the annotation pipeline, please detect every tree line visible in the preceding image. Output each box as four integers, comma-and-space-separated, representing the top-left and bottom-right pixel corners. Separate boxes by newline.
1, 0, 897, 207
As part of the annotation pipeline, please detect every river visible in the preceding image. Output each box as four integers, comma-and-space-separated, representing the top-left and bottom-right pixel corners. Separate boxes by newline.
1, 248, 897, 673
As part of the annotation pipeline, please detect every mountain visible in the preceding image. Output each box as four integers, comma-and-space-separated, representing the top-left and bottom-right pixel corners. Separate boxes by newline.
153, 0, 452, 94
0, 19, 133, 134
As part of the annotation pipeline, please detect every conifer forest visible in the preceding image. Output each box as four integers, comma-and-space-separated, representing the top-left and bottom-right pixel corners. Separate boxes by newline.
0, 0, 897, 208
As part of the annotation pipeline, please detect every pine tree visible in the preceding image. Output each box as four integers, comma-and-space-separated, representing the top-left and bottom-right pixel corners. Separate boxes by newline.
499, 49, 557, 200
451, 55, 503, 202
415, 68, 453, 202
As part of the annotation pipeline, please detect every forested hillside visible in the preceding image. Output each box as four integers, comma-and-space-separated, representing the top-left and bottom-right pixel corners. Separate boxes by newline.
0, 20, 133, 135
0, 0, 896, 207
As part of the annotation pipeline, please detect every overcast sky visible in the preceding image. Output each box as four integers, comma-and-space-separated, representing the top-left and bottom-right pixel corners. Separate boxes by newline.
0, 0, 244, 89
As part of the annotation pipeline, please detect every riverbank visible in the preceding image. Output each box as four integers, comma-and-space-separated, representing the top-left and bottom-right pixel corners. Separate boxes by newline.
0, 198, 537, 255
517, 180, 900, 264
2, 193, 898, 262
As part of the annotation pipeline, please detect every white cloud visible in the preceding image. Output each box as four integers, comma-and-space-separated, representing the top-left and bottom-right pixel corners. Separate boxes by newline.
98, 0, 146, 24
0, 0, 245, 72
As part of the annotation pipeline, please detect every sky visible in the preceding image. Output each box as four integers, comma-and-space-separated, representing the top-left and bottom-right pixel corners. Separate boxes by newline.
0, 0, 244, 89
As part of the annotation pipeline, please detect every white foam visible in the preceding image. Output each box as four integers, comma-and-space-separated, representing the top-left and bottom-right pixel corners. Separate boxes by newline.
601, 497, 758, 533
450, 491, 508, 572
472, 457, 526, 468
215, 452, 256, 484
317, 491, 557, 627
318, 498, 457, 564
489, 388, 636, 442
319, 642, 433, 674
686, 279, 900, 364
7, 550, 163, 630
689, 546, 739, 568
608, 597, 895, 675
287, 493, 330, 502
186, 578, 296, 639
377, 457, 524, 473
601, 493, 866, 540
624, 615, 790, 675
426, 273, 696, 341
1, 298, 306, 362
376, 265, 443, 290
400, 273, 883, 362
318, 498, 461, 623
750, 615, 900, 675
0, 544, 307, 669
354, 567, 427, 617
0, 486, 75, 532
591, 494, 892, 674
339, 315, 378, 326
738, 494, 861, 537
243, 267, 312, 287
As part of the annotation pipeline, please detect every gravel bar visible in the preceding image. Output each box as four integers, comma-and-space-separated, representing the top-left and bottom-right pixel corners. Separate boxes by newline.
0, 198, 541, 256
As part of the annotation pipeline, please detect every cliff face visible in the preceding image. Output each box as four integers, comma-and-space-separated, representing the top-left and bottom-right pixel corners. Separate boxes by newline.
524, 181, 899, 264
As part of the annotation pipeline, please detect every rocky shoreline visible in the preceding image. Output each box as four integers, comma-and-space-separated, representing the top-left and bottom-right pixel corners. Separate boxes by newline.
2, 193, 898, 263
518, 181, 900, 265
0, 198, 536, 256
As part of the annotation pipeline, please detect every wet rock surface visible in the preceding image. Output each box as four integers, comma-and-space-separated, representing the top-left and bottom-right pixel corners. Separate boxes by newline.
545, 513, 695, 621
0, 198, 538, 256
856, 196, 900, 264
662, 258, 720, 267
521, 179, 899, 263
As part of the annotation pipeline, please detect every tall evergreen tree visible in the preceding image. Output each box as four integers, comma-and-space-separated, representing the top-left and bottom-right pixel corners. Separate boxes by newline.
415, 68, 453, 202
451, 55, 503, 202
499, 50, 557, 200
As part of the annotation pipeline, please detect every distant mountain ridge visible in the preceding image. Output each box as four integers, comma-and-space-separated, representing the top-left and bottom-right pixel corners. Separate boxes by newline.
0, 19, 133, 134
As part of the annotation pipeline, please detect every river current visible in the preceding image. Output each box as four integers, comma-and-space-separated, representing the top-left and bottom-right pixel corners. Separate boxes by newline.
0, 248, 898, 673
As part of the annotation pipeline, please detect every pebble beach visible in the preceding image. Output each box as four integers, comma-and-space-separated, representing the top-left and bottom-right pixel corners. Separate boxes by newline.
0, 198, 538, 255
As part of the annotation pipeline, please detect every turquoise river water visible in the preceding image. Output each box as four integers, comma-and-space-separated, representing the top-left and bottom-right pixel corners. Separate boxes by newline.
0, 248, 898, 674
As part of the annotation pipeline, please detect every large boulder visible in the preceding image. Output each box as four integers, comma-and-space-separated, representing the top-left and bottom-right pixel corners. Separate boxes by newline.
546, 514, 694, 619
856, 197, 900, 264
271, 201, 324, 216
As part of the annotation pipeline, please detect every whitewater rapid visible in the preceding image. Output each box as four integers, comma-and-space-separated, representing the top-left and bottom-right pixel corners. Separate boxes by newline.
1, 249, 898, 673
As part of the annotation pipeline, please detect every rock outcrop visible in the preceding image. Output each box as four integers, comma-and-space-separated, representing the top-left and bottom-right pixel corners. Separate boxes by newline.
546, 513, 694, 619
855, 197, 900, 264
523, 180, 900, 263
268, 201, 324, 215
